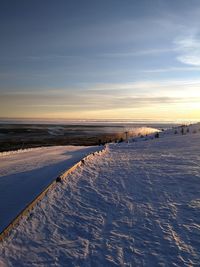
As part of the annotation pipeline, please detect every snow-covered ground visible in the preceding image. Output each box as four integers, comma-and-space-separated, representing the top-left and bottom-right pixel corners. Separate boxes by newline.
0, 145, 101, 234
1, 124, 200, 266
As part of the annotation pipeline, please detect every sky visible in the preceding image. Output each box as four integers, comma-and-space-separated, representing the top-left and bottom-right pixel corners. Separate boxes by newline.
0, 0, 200, 122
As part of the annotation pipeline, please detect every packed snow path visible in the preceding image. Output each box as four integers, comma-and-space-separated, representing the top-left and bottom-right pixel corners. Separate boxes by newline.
0, 146, 101, 233
1, 133, 200, 266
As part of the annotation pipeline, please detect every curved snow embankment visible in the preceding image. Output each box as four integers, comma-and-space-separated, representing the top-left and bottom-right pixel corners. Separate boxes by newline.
0, 145, 107, 241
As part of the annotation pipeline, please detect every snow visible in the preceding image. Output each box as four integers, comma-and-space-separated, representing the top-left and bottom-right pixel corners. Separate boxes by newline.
0, 145, 101, 233
1, 124, 200, 266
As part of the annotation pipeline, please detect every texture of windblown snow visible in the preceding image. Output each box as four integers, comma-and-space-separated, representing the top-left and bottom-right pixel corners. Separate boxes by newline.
0, 145, 101, 233
1, 124, 200, 266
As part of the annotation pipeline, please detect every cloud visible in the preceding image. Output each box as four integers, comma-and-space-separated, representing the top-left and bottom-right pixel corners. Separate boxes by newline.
86, 80, 200, 99
1, 77, 200, 118
175, 33, 200, 66
1, 82, 200, 113
142, 66, 200, 73
97, 48, 175, 58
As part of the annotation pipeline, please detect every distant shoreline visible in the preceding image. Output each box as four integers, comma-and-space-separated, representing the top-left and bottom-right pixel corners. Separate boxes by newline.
0, 118, 197, 125
0, 123, 163, 152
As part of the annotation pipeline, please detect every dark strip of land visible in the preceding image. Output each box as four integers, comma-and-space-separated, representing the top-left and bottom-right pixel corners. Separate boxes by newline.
0, 124, 125, 152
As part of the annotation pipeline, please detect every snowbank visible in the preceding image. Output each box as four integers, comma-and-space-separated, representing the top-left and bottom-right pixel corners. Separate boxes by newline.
0, 145, 102, 234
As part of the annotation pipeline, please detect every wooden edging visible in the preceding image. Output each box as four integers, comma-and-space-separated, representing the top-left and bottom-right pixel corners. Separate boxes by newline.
0, 145, 107, 242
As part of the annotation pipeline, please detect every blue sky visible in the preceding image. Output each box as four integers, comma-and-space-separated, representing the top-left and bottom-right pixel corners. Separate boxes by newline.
0, 0, 200, 121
